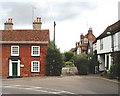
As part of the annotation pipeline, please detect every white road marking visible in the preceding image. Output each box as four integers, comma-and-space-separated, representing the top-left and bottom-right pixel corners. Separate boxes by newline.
2, 84, 76, 94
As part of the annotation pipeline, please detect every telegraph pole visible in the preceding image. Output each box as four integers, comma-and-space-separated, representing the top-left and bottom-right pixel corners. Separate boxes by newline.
54, 21, 56, 49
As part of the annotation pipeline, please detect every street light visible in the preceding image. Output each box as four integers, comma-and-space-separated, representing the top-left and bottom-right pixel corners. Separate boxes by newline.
107, 31, 114, 64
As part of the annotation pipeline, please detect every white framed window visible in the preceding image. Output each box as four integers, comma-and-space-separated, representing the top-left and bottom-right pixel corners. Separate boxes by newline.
31, 61, 40, 72
100, 39, 103, 50
31, 46, 40, 56
11, 45, 19, 56
84, 38, 88, 43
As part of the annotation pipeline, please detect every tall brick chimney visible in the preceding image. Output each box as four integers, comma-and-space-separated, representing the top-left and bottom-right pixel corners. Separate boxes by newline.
33, 17, 42, 30
88, 27, 93, 34
4, 18, 13, 30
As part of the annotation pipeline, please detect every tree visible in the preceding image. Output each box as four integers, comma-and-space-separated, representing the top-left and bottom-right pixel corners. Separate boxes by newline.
46, 45, 63, 76
49, 40, 55, 49
73, 54, 88, 75
64, 52, 74, 62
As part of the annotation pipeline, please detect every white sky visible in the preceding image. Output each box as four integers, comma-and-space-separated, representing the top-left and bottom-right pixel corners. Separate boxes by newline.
0, 0, 119, 52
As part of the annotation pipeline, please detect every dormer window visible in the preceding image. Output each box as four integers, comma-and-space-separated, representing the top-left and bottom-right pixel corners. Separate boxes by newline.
11, 45, 19, 56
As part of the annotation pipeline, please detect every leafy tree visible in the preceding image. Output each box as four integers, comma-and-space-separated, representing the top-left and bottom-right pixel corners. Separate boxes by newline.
73, 54, 88, 75
49, 40, 55, 49
46, 45, 63, 76
64, 52, 74, 62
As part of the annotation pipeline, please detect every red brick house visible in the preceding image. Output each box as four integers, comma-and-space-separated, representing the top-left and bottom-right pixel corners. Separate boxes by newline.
69, 28, 96, 55
0, 17, 50, 78
79, 27, 96, 54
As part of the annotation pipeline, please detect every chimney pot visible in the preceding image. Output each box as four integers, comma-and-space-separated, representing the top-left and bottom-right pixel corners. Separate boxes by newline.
4, 18, 13, 30
33, 17, 42, 30
88, 27, 93, 34
89, 27, 92, 30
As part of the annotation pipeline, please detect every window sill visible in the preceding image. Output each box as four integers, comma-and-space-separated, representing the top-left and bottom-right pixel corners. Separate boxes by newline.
31, 72, 40, 73
31, 56, 40, 57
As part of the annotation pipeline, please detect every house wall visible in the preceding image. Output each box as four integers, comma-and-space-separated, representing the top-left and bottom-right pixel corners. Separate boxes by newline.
118, 32, 120, 51
96, 32, 119, 71
97, 32, 120, 54
98, 55, 105, 71
2, 44, 48, 77
97, 36, 111, 54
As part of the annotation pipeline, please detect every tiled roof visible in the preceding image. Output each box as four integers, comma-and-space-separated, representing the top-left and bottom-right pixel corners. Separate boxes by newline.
0, 29, 49, 44
69, 47, 77, 52
96, 20, 120, 40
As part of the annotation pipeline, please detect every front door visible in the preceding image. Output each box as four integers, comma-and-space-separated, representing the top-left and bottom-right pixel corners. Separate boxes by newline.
12, 62, 18, 76
9, 59, 20, 77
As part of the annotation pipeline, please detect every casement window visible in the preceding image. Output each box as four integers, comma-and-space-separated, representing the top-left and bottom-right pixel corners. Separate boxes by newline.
31, 46, 40, 56
100, 39, 103, 50
84, 38, 88, 43
11, 45, 19, 56
31, 61, 40, 72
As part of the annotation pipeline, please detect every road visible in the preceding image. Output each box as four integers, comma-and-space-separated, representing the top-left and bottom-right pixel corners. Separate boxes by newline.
1, 75, 119, 96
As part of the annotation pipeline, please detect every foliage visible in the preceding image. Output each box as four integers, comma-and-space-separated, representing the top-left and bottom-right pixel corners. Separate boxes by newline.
46, 46, 63, 76
64, 61, 74, 67
49, 40, 55, 49
64, 52, 74, 62
108, 52, 120, 79
109, 64, 118, 78
88, 52, 99, 74
73, 54, 88, 75
114, 51, 120, 78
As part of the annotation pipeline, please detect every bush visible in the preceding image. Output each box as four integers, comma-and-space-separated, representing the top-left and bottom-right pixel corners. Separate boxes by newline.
64, 61, 74, 67
46, 48, 63, 76
109, 64, 118, 78
73, 54, 88, 75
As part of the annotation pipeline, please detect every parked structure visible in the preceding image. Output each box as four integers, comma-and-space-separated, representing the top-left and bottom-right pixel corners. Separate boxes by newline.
0, 17, 50, 78
70, 28, 96, 55
94, 20, 120, 71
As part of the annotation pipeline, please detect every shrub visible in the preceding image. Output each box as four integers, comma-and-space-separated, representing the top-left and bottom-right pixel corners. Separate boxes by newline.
109, 64, 118, 78
64, 61, 74, 67
46, 48, 63, 76
73, 54, 88, 75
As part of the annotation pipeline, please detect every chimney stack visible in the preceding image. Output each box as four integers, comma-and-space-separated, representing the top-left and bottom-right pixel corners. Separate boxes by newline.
4, 18, 13, 30
88, 27, 93, 34
33, 17, 42, 30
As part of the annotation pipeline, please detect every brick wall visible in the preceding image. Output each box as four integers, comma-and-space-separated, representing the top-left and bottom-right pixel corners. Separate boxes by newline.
2, 44, 48, 77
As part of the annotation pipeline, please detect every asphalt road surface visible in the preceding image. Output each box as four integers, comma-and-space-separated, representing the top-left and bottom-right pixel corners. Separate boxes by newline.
1, 76, 119, 96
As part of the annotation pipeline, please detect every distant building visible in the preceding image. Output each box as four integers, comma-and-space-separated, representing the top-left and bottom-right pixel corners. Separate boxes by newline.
0, 17, 50, 78
70, 28, 96, 55
94, 20, 120, 71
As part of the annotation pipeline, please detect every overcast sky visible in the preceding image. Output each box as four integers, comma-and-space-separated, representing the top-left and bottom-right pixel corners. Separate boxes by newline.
0, 0, 119, 52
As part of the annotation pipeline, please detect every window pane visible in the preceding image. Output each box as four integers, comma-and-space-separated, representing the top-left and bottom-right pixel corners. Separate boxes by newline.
32, 46, 40, 56
11, 46, 19, 56
32, 61, 40, 72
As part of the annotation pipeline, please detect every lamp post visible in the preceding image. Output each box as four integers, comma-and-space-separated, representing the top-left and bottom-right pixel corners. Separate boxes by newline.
107, 32, 114, 64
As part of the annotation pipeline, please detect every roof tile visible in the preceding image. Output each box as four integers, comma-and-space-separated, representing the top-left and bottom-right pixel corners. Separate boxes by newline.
0, 30, 49, 43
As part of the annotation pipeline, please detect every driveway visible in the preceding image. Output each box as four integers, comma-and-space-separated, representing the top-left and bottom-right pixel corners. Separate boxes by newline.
1, 75, 119, 96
